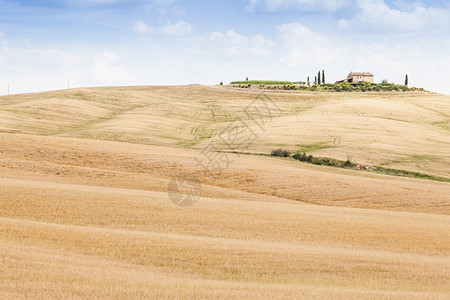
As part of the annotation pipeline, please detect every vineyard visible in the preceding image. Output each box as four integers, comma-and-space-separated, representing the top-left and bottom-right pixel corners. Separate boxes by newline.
230, 80, 293, 85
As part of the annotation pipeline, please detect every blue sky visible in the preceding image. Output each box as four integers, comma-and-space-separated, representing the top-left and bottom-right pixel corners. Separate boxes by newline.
1, 0, 450, 94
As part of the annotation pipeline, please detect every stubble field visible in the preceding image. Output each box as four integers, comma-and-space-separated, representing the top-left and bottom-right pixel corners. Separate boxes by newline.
0, 85, 449, 298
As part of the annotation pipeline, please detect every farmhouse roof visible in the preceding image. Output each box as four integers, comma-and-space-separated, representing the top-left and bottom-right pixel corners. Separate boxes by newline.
348, 72, 373, 76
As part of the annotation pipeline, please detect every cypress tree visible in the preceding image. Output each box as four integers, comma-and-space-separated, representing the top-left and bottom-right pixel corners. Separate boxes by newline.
314, 76, 317, 84
318, 71, 321, 85
307, 76, 310, 86
322, 70, 325, 84
405, 74, 408, 86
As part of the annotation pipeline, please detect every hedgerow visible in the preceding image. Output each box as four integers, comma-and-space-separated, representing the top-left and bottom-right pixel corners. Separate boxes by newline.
231, 80, 293, 85
231, 81, 427, 92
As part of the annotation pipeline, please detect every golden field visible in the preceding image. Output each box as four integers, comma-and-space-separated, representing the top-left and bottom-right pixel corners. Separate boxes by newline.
0, 85, 449, 299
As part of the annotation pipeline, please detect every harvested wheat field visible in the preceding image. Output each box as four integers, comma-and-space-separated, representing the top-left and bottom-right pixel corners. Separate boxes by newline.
0, 85, 449, 299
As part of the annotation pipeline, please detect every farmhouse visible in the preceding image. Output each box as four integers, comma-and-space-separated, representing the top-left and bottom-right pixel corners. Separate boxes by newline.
337, 72, 374, 83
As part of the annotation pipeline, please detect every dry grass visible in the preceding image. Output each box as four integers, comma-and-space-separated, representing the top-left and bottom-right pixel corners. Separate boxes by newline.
0, 86, 449, 298
0, 133, 448, 214
0, 85, 448, 176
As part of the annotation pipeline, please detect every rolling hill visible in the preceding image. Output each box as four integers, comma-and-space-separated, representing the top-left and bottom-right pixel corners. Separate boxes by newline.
0, 85, 449, 298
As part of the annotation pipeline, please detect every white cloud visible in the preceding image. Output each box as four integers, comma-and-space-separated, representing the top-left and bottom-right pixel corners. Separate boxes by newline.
0, 42, 135, 94
0, 44, 84, 94
143, 0, 185, 16
9, 0, 151, 8
202, 29, 275, 57
209, 30, 248, 45
133, 20, 153, 35
342, 0, 450, 32
0, 31, 8, 47
78, 0, 122, 4
272, 21, 450, 94
276, 23, 341, 67
277, 23, 315, 43
344, 41, 450, 93
160, 21, 192, 36
245, 0, 350, 12
336, 18, 351, 30
3, 48, 80, 65
91, 51, 129, 83
133, 20, 192, 37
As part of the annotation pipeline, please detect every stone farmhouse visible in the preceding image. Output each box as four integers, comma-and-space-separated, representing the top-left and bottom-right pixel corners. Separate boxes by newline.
337, 72, 374, 84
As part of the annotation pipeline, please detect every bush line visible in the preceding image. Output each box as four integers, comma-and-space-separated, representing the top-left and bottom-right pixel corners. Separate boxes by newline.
231, 82, 428, 92
270, 149, 449, 182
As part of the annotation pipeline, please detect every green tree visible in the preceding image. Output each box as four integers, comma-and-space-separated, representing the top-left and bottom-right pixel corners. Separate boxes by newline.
246, 77, 248, 81
220, 82, 223, 85
405, 74, 408, 86
322, 70, 325, 84
317, 71, 321, 85
307, 76, 310, 86
314, 76, 317, 84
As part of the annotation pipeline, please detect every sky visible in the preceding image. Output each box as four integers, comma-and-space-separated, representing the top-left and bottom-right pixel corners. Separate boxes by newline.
1, 0, 450, 95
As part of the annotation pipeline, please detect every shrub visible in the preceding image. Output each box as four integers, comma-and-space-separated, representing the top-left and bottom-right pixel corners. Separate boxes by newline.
293, 153, 313, 162
372, 85, 381, 92
293, 152, 305, 161
283, 85, 296, 90
271, 149, 291, 157
220, 82, 223, 85
343, 159, 354, 168
341, 82, 352, 91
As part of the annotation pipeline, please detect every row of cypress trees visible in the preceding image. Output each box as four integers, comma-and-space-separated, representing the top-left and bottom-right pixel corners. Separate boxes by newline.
307, 70, 326, 85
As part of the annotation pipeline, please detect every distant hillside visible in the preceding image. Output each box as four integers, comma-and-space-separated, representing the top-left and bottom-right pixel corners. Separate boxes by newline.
0, 85, 449, 177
